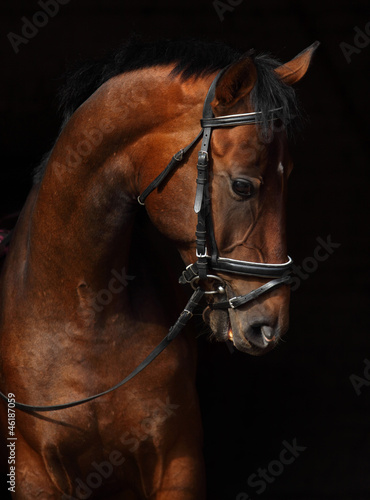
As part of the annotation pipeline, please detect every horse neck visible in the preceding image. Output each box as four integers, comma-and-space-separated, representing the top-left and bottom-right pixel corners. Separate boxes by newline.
24, 67, 210, 311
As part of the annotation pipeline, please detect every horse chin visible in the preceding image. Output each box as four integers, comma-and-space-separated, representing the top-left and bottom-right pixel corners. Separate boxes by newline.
202, 306, 277, 356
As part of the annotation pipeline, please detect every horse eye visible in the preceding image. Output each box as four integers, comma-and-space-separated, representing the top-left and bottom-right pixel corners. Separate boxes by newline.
232, 179, 254, 198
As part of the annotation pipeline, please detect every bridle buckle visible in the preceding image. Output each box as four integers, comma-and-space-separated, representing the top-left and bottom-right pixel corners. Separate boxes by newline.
196, 247, 209, 259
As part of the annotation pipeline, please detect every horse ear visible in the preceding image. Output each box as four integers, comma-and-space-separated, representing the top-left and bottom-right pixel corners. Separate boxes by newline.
274, 41, 320, 85
212, 56, 257, 113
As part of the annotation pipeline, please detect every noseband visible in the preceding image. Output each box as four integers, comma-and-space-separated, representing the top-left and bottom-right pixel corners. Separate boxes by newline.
1, 68, 293, 412
138, 69, 292, 309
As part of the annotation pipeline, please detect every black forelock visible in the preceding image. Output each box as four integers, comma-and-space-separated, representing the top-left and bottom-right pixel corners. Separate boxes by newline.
251, 52, 300, 135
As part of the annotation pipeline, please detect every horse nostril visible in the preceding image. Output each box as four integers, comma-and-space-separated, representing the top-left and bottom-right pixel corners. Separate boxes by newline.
261, 325, 276, 341
247, 323, 277, 346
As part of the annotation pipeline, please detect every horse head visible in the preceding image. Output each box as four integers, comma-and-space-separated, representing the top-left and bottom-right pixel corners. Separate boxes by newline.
142, 43, 318, 355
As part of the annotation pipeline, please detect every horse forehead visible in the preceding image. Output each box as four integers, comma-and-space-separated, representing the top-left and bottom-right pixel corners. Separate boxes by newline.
211, 128, 283, 177
211, 126, 263, 158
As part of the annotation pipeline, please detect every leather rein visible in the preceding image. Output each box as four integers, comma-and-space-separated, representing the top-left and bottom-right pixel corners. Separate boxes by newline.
0, 68, 292, 412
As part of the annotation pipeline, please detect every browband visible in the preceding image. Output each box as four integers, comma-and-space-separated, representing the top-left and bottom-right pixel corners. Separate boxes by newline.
201, 107, 283, 128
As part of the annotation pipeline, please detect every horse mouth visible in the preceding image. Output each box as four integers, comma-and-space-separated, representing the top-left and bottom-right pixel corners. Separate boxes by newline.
203, 306, 276, 356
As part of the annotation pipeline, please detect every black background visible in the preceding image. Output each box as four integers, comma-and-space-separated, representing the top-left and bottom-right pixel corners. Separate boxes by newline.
1, 0, 369, 499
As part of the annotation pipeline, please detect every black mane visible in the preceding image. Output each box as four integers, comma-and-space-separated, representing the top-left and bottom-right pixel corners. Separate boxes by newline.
33, 37, 299, 183
58, 37, 241, 120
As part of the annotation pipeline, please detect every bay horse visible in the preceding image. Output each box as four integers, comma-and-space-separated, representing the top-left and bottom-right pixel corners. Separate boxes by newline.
0, 38, 318, 499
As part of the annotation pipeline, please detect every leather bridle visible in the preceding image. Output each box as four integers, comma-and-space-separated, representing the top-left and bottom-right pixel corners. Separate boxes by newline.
138, 68, 292, 309
0, 68, 292, 412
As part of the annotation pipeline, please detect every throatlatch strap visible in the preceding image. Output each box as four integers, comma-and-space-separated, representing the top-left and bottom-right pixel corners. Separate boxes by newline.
138, 130, 203, 205
0, 288, 205, 412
